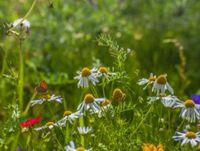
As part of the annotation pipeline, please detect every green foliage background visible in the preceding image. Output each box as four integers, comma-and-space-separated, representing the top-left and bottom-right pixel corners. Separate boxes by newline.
0, 0, 200, 150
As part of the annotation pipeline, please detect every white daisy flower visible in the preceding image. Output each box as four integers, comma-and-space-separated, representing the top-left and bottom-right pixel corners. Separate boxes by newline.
74, 67, 99, 88
161, 95, 181, 108
97, 99, 113, 117
56, 111, 82, 126
77, 127, 93, 135
147, 93, 181, 107
77, 93, 105, 113
137, 73, 156, 89
152, 74, 174, 95
174, 99, 200, 123
30, 94, 62, 106
34, 121, 58, 131
97, 67, 116, 79
65, 141, 92, 151
173, 130, 200, 147
12, 18, 30, 31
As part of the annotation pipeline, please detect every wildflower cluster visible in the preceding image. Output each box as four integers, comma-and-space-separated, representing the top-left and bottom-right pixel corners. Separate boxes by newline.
19, 63, 126, 150
74, 66, 115, 88
138, 73, 200, 148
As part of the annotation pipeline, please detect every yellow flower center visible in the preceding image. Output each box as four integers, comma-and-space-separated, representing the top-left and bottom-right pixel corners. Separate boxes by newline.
101, 99, 111, 106
76, 147, 85, 151
156, 75, 167, 84
185, 99, 195, 108
158, 93, 166, 97
148, 76, 156, 81
42, 94, 51, 100
186, 131, 196, 139
45, 122, 54, 126
99, 67, 108, 74
84, 93, 95, 104
63, 110, 72, 116
81, 67, 91, 77
113, 88, 125, 102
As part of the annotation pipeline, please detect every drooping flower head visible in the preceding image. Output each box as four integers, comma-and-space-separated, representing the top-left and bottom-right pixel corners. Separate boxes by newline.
112, 88, 126, 102
74, 67, 98, 88
20, 116, 42, 128
173, 130, 200, 147
152, 74, 174, 95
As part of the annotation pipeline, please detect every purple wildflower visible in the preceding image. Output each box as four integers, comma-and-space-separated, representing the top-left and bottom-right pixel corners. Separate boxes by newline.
191, 94, 200, 104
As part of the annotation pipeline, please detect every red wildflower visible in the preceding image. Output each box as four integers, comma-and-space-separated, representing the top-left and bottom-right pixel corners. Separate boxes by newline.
20, 116, 42, 128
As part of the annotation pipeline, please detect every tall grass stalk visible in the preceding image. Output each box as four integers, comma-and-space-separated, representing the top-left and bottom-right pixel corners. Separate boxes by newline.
18, 35, 24, 109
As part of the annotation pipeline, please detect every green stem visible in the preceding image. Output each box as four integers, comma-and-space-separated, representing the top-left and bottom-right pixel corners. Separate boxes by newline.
177, 119, 185, 130
22, 92, 36, 116
1, 47, 7, 75
102, 78, 106, 97
23, 0, 37, 19
89, 85, 98, 96
18, 37, 24, 109
53, 129, 64, 151
65, 122, 70, 143
79, 117, 85, 147
132, 105, 153, 135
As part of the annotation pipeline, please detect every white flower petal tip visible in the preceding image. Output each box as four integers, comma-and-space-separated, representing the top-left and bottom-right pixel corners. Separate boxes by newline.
77, 127, 93, 135
30, 94, 62, 106
65, 141, 92, 151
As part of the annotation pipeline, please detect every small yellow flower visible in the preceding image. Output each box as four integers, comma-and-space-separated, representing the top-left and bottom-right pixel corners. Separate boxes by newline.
142, 143, 164, 151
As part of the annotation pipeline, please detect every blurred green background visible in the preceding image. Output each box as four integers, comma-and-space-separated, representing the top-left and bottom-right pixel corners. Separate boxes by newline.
0, 0, 200, 114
